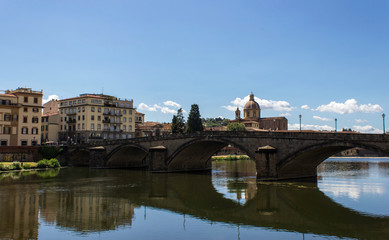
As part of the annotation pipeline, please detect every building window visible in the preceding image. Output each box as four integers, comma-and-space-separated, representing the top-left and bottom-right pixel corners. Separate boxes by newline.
33, 108, 39, 113
45, 125, 48, 131
78, 107, 81, 112
77, 124, 80, 130
98, 108, 101, 113
82, 107, 85, 112
82, 115, 85, 121
97, 116, 101, 121
97, 124, 101, 130
41, 126, 45, 131
129, 110, 132, 114
123, 110, 126, 114
23, 116, 28, 123
24, 107, 28, 112
91, 107, 95, 112
78, 100, 81, 104
34, 98, 38, 104
123, 125, 126, 131
32, 128, 38, 134
123, 117, 126, 122
129, 117, 132, 122
91, 123, 95, 130
32, 117, 39, 123
129, 125, 132, 131
21, 127, 28, 134
4, 114, 11, 121
61, 125, 63, 130
91, 115, 95, 120
82, 123, 85, 130
1, 141, 7, 146
21, 141, 27, 146
82, 99, 86, 103
78, 116, 80, 121
24, 97, 28, 103
4, 127, 11, 134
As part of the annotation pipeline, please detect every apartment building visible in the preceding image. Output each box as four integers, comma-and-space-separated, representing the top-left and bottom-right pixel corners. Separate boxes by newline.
58, 94, 136, 143
0, 88, 43, 146
41, 100, 60, 143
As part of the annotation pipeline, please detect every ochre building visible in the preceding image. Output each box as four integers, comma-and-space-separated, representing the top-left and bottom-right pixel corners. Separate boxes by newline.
58, 94, 136, 143
231, 93, 288, 131
0, 88, 43, 146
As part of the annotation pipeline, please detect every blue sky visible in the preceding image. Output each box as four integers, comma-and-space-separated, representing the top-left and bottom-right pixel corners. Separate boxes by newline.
1, 0, 388, 132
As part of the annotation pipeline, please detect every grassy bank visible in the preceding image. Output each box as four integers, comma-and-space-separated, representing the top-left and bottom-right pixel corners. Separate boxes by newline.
0, 158, 60, 171
212, 155, 251, 161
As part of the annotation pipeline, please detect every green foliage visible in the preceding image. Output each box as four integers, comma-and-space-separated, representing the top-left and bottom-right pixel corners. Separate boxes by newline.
227, 122, 246, 132
171, 108, 186, 134
202, 117, 230, 128
39, 146, 61, 159
11, 162, 22, 170
187, 104, 204, 133
0, 164, 6, 171
37, 158, 60, 168
22, 163, 33, 169
212, 155, 250, 161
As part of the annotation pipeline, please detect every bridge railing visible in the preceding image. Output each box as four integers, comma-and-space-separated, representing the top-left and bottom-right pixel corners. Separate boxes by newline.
73, 131, 388, 148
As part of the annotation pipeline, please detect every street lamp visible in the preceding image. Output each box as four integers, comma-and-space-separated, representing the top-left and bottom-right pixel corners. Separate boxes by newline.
299, 114, 302, 132
383, 113, 386, 134
334, 118, 337, 132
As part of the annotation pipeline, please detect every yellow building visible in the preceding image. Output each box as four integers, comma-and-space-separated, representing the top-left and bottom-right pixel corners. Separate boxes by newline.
59, 94, 136, 143
41, 100, 60, 143
0, 88, 43, 146
232, 93, 288, 131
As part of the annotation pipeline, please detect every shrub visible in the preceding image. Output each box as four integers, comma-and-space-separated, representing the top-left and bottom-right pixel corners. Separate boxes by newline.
23, 163, 32, 169
48, 158, 60, 168
0, 164, 6, 171
12, 162, 22, 170
37, 159, 50, 168
36, 168, 60, 178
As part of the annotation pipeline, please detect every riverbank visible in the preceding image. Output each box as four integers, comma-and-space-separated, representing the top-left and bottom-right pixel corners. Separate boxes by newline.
0, 158, 61, 171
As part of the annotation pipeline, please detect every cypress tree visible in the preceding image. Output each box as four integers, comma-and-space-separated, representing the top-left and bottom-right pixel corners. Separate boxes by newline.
187, 104, 204, 133
171, 115, 178, 133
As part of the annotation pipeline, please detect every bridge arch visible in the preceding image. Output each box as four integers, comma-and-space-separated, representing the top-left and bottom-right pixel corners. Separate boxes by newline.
166, 138, 255, 172
106, 144, 148, 168
277, 141, 389, 179
68, 148, 91, 166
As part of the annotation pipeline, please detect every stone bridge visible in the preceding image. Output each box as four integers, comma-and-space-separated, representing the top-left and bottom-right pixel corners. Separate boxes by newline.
61, 131, 389, 180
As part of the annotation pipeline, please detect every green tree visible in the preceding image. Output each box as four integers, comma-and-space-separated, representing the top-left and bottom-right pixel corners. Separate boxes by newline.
177, 108, 186, 133
172, 108, 185, 133
227, 122, 246, 132
187, 104, 204, 133
171, 115, 178, 133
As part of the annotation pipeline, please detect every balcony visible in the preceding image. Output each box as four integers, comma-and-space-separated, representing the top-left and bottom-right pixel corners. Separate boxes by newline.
102, 119, 110, 123
66, 119, 76, 124
67, 112, 77, 115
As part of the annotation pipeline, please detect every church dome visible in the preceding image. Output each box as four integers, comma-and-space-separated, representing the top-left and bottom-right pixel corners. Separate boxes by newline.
244, 93, 260, 110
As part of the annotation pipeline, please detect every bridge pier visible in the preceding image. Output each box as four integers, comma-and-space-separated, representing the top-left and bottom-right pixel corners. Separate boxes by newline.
89, 147, 107, 168
255, 146, 278, 181
149, 146, 168, 172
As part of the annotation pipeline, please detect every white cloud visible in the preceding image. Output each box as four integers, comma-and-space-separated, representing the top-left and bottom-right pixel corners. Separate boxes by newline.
138, 103, 159, 112
352, 125, 382, 134
160, 106, 176, 114
301, 105, 310, 110
355, 119, 368, 124
43, 94, 59, 104
280, 113, 291, 117
222, 105, 238, 111
138, 102, 181, 114
288, 123, 333, 131
163, 100, 181, 109
313, 116, 332, 122
223, 95, 294, 112
315, 99, 383, 114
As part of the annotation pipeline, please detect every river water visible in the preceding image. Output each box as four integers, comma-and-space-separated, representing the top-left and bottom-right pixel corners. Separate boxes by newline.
1, 158, 389, 240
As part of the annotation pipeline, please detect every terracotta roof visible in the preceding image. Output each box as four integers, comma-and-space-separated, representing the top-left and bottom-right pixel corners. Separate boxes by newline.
0, 93, 17, 98
60, 95, 105, 101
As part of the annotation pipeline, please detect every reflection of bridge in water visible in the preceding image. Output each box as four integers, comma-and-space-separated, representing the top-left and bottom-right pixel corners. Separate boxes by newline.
63, 131, 389, 180
1, 168, 389, 239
